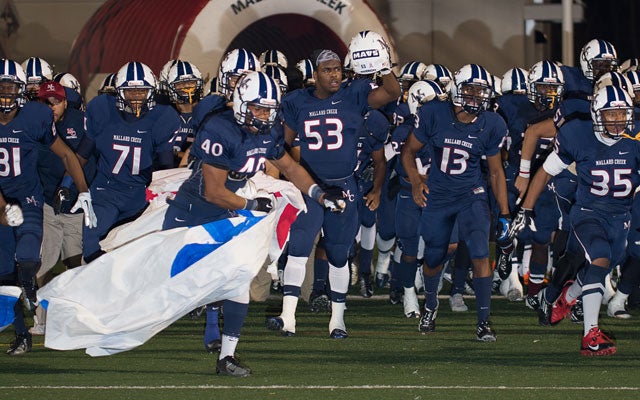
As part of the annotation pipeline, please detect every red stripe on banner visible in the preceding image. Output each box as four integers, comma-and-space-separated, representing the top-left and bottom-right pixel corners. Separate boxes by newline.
276, 203, 298, 249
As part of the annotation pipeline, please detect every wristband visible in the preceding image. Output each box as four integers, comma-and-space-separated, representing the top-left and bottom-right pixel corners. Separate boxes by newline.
519, 159, 531, 179
243, 199, 257, 210
61, 175, 74, 188
308, 184, 325, 202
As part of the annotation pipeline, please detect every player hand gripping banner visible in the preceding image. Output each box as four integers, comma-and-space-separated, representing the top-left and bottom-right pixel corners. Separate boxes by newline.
37, 170, 305, 356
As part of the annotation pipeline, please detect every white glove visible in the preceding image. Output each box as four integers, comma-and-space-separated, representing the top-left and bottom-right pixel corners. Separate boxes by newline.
4, 204, 23, 226
71, 191, 97, 228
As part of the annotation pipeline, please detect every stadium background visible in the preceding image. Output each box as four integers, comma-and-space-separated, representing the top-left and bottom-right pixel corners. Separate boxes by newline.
2, 0, 638, 98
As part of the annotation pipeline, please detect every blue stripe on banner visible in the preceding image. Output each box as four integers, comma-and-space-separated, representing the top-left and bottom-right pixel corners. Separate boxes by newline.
0, 294, 18, 329
169, 211, 265, 277
41, 299, 49, 310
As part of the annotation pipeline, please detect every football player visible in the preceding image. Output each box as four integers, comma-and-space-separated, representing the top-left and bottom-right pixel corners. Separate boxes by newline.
402, 64, 511, 341
513, 85, 639, 356
162, 71, 343, 376
75, 61, 180, 263
266, 32, 401, 339
0, 59, 94, 354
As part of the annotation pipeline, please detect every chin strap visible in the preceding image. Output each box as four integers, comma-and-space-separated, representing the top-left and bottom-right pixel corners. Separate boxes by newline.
619, 131, 640, 141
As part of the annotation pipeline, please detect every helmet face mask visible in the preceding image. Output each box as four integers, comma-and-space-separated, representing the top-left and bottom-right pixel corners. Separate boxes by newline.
0, 59, 26, 114
232, 71, 281, 134
168, 60, 203, 105
115, 61, 157, 118
450, 64, 492, 115
580, 39, 617, 81
528, 61, 564, 110
591, 85, 634, 142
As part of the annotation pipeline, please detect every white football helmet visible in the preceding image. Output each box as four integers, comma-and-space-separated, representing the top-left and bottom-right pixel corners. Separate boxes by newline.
491, 74, 502, 98
399, 61, 428, 102
451, 64, 493, 114
591, 85, 634, 142
158, 59, 179, 95
594, 71, 634, 98
579, 39, 617, 81
348, 30, 391, 75
232, 71, 281, 133
295, 58, 315, 87
424, 64, 453, 94
217, 49, 260, 100
0, 58, 26, 113
501, 67, 528, 95
98, 73, 117, 96
528, 60, 564, 110
626, 70, 640, 106
21, 56, 53, 100
262, 65, 288, 94
407, 79, 445, 115
54, 72, 81, 94
115, 61, 157, 117
167, 60, 203, 104
259, 49, 288, 69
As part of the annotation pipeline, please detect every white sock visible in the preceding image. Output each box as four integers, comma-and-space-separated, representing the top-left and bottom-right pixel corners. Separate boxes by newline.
360, 225, 376, 250
219, 334, 239, 359
280, 295, 298, 333
283, 256, 308, 287
582, 287, 603, 336
375, 250, 392, 275
329, 263, 350, 294
329, 302, 346, 332
566, 280, 582, 302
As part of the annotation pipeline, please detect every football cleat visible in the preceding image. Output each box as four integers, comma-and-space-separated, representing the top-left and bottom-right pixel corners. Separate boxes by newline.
551, 281, 577, 325
359, 275, 373, 298
205, 339, 222, 353
525, 295, 540, 311
607, 295, 632, 319
570, 299, 584, 323
265, 316, 294, 336
476, 320, 497, 342
6, 333, 32, 356
330, 328, 349, 339
188, 305, 206, 319
496, 252, 512, 280
580, 327, 616, 356
389, 287, 403, 305
375, 272, 389, 288
449, 293, 468, 312
216, 356, 252, 377
537, 290, 552, 326
309, 291, 331, 313
418, 305, 438, 334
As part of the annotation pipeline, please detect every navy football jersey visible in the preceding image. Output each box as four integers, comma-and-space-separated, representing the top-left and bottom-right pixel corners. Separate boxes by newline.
0, 102, 55, 194
184, 110, 286, 198
553, 119, 640, 213
413, 101, 507, 206
282, 78, 374, 180
355, 109, 389, 179
80, 94, 180, 187
171, 112, 195, 153
496, 93, 555, 178
37, 107, 96, 211
554, 66, 593, 128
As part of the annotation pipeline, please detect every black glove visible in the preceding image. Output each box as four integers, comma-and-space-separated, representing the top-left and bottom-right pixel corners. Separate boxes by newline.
53, 186, 71, 215
322, 186, 346, 213
495, 214, 514, 255
244, 197, 273, 213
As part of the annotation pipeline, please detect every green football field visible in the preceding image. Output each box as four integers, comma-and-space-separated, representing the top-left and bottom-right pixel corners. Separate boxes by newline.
1, 295, 638, 400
